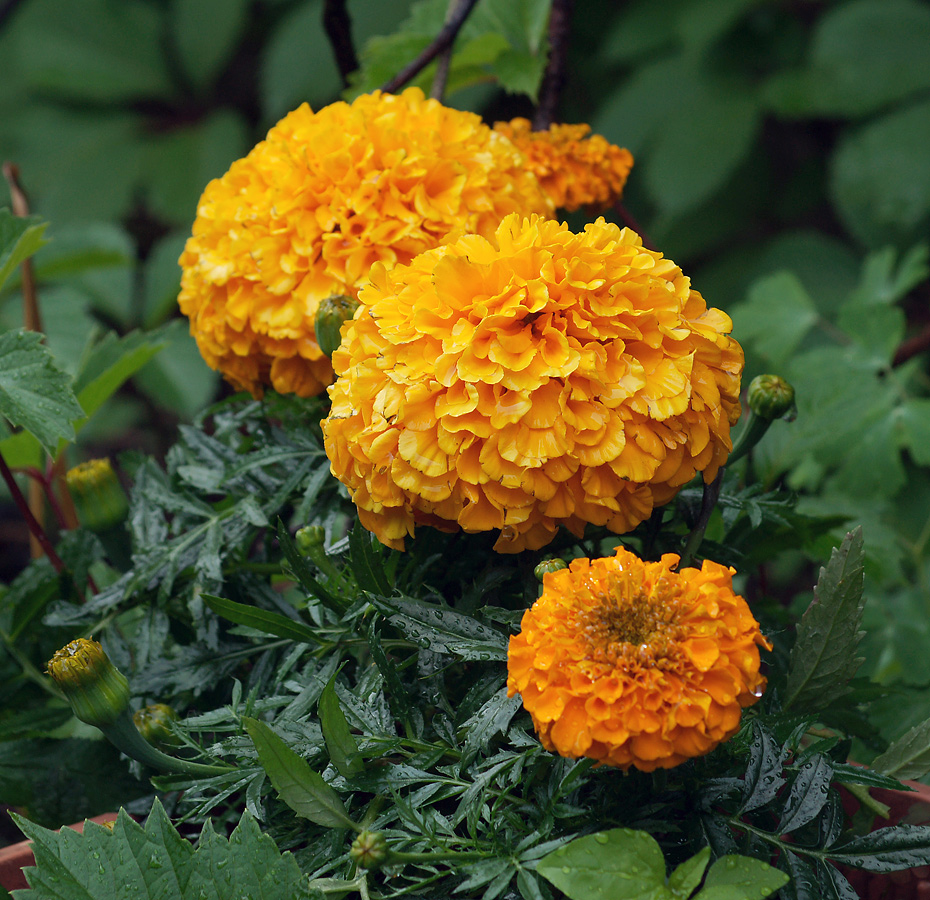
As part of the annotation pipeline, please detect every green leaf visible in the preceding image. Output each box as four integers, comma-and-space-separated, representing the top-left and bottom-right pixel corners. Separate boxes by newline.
831, 98, 930, 245
776, 754, 833, 834
732, 271, 818, 369
319, 675, 363, 778
784, 528, 866, 712
0, 329, 83, 453
764, 0, 930, 119
739, 723, 788, 814
374, 595, 508, 661
349, 522, 392, 595
696, 855, 789, 900
872, 716, 930, 780
243, 716, 356, 830
172, 0, 249, 89
668, 846, 710, 898
461, 686, 522, 762
74, 328, 169, 418
0, 210, 48, 294
202, 593, 325, 645
536, 828, 668, 900
365, 616, 413, 732
12, 800, 310, 900
13, 0, 172, 102
829, 824, 930, 872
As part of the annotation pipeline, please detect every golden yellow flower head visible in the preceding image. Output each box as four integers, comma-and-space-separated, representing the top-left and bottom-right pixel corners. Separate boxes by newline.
66, 458, 129, 533
322, 214, 743, 553
47, 638, 131, 728
493, 118, 633, 212
507, 546, 769, 771
178, 88, 553, 398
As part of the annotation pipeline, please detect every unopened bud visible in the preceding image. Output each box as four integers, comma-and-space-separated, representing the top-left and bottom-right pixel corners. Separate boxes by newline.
315, 294, 360, 358
747, 375, 796, 421
350, 831, 388, 869
296, 525, 326, 555
47, 639, 130, 727
134, 703, 182, 748
66, 459, 129, 532
534, 558, 568, 582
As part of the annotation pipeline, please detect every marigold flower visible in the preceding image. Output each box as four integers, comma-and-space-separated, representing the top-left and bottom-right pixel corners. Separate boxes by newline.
493, 118, 633, 212
507, 546, 769, 771
322, 214, 742, 553
178, 88, 552, 398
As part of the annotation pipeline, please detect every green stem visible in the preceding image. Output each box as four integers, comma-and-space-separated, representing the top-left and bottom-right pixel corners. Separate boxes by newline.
389, 849, 486, 865
102, 710, 236, 778
727, 413, 772, 466
679, 468, 725, 569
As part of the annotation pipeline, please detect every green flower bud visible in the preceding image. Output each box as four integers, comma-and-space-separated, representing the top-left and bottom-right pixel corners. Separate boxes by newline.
315, 294, 360, 358
349, 831, 388, 869
296, 525, 326, 555
747, 375, 796, 421
534, 558, 568, 581
47, 639, 130, 727
134, 703, 182, 748
66, 459, 129, 532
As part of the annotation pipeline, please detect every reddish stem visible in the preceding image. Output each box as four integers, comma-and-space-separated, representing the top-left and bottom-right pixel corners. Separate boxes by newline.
0, 452, 64, 573
533, 0, 574, 131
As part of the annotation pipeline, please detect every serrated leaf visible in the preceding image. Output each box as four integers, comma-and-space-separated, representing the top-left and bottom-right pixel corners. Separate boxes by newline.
462, 687, 522, 763
536, 829, 667, 900
696, 854, 788, 900
0, 330, 83, 453
872, 716, 930, 780
0, 210, 48, 293
365, 616, 413, 733
202, 593, 325, 645
319, 675, 363, 778
349, 522, 392, 595
784, 528, 866, 712
668, 846, 710, 898
374, 595, 508, 661
12, 799, 309, 900
243, 716, 356, 831
829, 824, 930, 872
739, 722, 788, 814
776, 754, 833, 834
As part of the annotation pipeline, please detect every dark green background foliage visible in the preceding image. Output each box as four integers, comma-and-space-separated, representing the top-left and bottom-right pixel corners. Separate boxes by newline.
3, 1, 930, 897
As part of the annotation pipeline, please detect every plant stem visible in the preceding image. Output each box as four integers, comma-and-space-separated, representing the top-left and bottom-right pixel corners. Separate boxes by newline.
430, 0, 461, 100
322, 0, 359, 86
533, 0, 574, 130
0, 450, 65, 573
678, 468, 725, 569
380, 0, 480, 93
727, 413, 772, 465
103, 711, 236, 777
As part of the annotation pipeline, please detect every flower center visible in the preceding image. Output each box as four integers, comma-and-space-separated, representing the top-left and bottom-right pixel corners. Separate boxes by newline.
581, 572, 684, 667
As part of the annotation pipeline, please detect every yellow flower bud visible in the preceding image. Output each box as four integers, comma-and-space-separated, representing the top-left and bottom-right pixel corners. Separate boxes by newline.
315, 294, 361, 358
65, 459, 129, 532
47, 639, 130, 727
134, 703, 182, 748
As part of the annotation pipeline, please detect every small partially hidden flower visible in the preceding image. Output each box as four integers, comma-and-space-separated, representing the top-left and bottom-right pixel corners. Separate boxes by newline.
134, 703, 182, 748
322, 213, 742, 553
493, 118, 633, 212
507, 546, 769, 771
65, 459, 129, 532
48, 639, 130, 728
315, 294, 361, 358
178, 88, 552, 399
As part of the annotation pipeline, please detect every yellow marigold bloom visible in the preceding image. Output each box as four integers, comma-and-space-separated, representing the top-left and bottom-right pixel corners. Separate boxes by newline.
178, 89, 553, 398
493, 118, 633, 212
507, 546, 769, 771
322, 214, 742, 553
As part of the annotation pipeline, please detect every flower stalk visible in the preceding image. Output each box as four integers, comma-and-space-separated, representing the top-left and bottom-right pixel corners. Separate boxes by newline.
48, 639, 234, 778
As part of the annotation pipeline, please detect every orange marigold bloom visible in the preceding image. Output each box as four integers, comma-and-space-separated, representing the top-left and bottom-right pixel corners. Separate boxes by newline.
507, 546, 769, 771
493, 118, 633, 212
178, 89, 553, 398
322, 214, 743, 553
